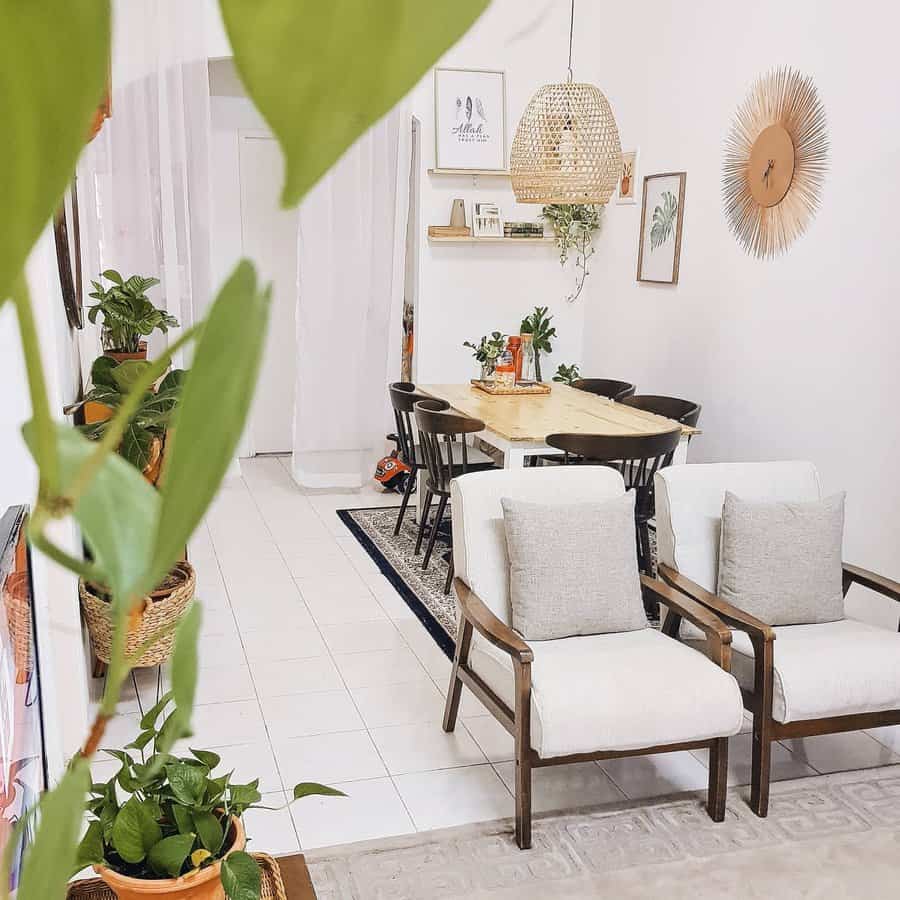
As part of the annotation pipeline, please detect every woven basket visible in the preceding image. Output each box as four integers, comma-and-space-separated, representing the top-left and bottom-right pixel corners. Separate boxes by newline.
4, 571, 32, 679
80, 561, 195, 667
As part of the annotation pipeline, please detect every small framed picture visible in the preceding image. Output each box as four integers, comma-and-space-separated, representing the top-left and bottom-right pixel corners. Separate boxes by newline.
434, 68, 507, 172
615, 149, 639, 205
473, 202, 503, 237
637, 172, 687, 284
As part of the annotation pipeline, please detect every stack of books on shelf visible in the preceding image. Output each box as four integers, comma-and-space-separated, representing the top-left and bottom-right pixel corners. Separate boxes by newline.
503, 222, 545, 238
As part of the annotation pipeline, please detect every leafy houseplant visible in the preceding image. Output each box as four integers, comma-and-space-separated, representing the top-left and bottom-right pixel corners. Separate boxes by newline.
88, 270, 179, 359
540, 204, 603, 303
552, 362, 581, 386
519, 307, 556, 382
463, 332, 507, 380
76, 696, 343, 899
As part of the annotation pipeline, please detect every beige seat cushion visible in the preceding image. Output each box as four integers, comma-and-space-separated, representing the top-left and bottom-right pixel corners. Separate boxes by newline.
724, 620, 900, 723
469, 628, 743, 758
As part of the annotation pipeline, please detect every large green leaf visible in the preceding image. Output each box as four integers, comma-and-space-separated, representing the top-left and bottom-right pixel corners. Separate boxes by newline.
291, 782, 347, 802
165, 763, 208, 806
15, 759, 90, 899
111, 797, 162, 864
74, 820, 105, 873
220, 0, 489, 206
23, 422, 160, 599
220, 850, 261, 900
0, 1, 111, 302
148, 262, 269, 587
147, 833, 196, 879
192, 810, 224, 854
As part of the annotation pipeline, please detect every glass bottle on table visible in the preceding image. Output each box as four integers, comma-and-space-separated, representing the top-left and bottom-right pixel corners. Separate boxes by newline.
519, 333, 535, 383
507, 335, 522, 382
494, 345, 516, 390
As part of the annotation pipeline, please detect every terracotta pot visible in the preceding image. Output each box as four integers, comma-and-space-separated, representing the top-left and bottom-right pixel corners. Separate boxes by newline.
105, 341, 148, 363
95, 816, 244, 900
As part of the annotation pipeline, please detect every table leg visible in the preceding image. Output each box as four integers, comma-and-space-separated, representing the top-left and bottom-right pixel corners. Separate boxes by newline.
504, 447, 527, 468
672, 435, 690, 466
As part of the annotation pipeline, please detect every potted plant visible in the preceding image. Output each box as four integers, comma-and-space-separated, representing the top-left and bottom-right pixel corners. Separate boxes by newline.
75, 696, 343, 899
519, 307, 556, 382
463, 331, 507, 380
552, 362, 581, 385
541, 204, 603, 303
88, 270, 180, 361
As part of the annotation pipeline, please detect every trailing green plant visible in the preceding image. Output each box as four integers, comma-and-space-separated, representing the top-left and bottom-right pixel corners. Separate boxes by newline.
540, 204, 603, 303
87, 270, 179, 354
0, 2, 489, 898
73, 357, 186, 473
552, 362, 581, 386
75, 696, 343, 889
463, 332, 507, 375
519, 306, 556, 382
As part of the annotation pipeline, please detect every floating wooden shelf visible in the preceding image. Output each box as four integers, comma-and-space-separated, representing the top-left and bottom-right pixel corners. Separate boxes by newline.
427, 235, 554, 244
427, 167, 511, 176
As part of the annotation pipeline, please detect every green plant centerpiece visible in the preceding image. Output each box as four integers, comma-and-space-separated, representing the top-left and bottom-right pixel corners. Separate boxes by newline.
88, 270, 180, 356
552, 362, 581, 386
540, 204, 603, 303
519, 307, 556, 382
76, 696, 343, 898
463, 332, 507, 380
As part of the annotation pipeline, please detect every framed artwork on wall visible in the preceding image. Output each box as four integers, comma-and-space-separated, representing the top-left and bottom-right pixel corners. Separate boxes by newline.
636, 171, 686, 284
433, 67, 507, 172
615, 148, 639, 204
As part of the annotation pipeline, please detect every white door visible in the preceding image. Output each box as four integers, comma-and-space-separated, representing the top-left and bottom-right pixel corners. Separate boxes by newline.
238, 132, 297, 454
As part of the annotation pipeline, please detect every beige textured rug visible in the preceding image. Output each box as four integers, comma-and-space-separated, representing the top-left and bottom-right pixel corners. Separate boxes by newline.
306, 766, 900, 899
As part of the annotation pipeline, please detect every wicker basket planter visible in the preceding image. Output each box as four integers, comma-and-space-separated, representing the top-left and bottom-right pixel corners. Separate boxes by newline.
80, 561, 195, 667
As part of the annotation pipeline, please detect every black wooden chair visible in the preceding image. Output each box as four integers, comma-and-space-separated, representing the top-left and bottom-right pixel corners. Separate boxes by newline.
620, 394, 701, 463
545, 430, 682, 601
572, 378, 637, 401
413, 399, 496, 593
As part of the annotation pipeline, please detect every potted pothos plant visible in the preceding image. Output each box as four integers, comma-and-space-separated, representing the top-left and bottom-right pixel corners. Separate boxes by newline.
463, 331, 507, 380
88, 270, 180, 361
519, 307, 556, 383
75, 695, 343, 900
541, 204, 603, 303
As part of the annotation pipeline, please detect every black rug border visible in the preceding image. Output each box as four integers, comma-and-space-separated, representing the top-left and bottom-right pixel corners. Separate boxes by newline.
336, 508, 455, 660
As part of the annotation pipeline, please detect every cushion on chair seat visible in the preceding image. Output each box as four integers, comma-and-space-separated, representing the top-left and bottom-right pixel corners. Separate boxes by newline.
724, 620, 900, 724
469, 628, 743, 758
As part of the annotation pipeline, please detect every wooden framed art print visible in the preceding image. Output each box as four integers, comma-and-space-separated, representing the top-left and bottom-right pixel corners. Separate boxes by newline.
637, 171, 686, 284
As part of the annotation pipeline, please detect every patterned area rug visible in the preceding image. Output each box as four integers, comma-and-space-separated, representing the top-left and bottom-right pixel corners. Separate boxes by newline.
306, 766, 900, 899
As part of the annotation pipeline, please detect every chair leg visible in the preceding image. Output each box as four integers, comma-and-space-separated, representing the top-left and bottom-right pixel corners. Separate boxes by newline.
750, 638, 775, 817
513, 660, 533, 850
443, 616, 472, 733
393, 468, 416, 535
443, 551, 454, 595
422, 494, 448, 570
707, 737, 728, 822
414, 489, 433, 555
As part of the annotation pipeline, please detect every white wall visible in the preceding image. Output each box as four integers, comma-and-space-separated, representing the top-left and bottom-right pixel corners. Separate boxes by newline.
573, 0, 900, 615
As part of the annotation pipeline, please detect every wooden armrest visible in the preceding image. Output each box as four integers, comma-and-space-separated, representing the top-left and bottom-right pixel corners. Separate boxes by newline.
455, 579, 533, 663
658, 563, 775, 643
843, 563, 900, 603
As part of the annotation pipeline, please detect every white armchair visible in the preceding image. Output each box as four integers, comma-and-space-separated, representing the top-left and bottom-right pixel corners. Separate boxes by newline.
655, 461, 900, 817
443, 466, 744, 849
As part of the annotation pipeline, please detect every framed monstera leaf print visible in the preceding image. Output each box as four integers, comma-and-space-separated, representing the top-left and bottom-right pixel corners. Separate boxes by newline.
637, 171, 687, 284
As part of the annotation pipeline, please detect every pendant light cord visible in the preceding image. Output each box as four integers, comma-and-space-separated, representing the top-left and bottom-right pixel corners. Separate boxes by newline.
567, 0, 575, 81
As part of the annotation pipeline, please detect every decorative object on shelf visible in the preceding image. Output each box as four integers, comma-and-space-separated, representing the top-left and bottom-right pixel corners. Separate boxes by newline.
553, 362, 581, 385
434, 67, 507, 172
519, 306, 556, 382
637, 172, 687, 284
471, 379, 551, 396
472, 201, 503, 237
503, 221, 544, 238
541, 203, 603, 302
75, 697, 342, 899
54, 181, 84, 329
510, 0, 622, 204
449, 197, 467, 228
427, 225, 472, 238
87, 269, 179, 360
616, 149, 639, 204
723, 67, 828, 259
463, 332, 507, 380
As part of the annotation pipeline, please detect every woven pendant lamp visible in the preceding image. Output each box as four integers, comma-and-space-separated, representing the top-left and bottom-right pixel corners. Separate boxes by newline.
510, 0, 622, 204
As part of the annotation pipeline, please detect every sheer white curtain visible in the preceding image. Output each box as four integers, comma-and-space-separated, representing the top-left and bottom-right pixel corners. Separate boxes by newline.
292, 105, 411, 489
78, 0, 211, 368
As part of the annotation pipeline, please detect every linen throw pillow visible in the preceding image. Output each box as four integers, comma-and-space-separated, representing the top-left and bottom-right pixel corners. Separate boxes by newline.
717, 491, 846, 626
500, 492, 648, 641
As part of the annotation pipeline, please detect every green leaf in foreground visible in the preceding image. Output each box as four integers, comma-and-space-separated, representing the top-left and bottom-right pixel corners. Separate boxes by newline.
147, 833, 196, 879
148, 261, 270, 588
15, 758, 90, 900
0, 0, 111, 303
220, 850, 261, 900
291, 782, 348, 802
220, 0, 489, 206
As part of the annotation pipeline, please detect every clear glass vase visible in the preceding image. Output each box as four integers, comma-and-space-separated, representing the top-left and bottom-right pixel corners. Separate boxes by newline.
519, 334, 535, 382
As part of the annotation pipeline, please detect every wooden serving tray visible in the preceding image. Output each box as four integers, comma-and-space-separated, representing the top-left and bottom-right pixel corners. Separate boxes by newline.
67, 853, 289, 899
471, 379, 551, 396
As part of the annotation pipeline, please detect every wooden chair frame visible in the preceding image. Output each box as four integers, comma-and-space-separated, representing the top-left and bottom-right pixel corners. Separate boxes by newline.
443, 575, 737, 849
659, 561, 900, 817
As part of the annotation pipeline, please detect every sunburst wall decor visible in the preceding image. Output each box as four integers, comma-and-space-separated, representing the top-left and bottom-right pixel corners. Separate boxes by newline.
722, 67, 828, 259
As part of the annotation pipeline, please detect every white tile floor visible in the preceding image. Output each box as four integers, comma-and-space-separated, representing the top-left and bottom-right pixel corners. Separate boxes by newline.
91, 456, 900, 852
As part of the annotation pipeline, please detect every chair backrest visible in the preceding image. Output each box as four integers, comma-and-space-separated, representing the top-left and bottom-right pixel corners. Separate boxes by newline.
451, 467, 625, 625
388, 382, 437, 465
546, 429, 682, 489
655, 461, 822, 592
572, 378, 636, 401
414, 399, 484, 494
621, 394, 701, 429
